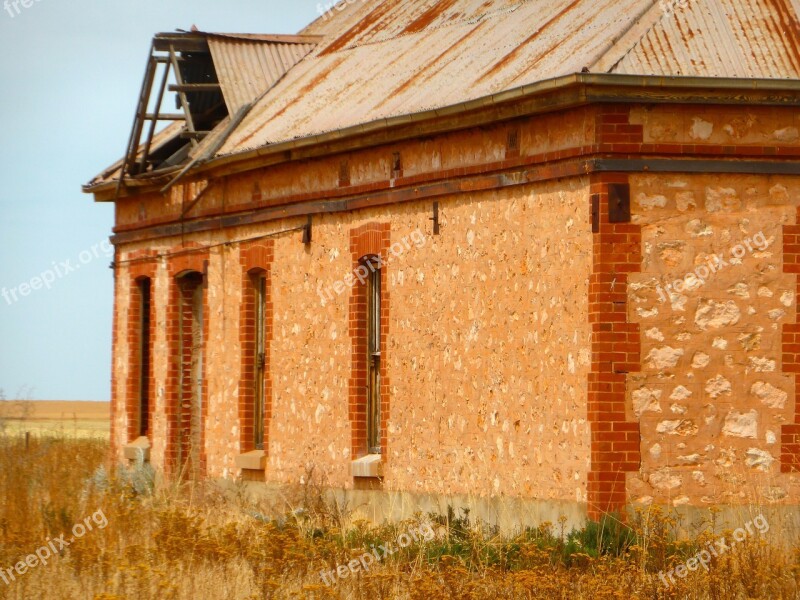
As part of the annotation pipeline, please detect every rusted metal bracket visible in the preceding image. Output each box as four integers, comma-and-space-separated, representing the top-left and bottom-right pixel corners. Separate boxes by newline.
591, 194, 600, 233
608, 183, 631, 223
430, 201, 440, 235
392, 152, 403, 179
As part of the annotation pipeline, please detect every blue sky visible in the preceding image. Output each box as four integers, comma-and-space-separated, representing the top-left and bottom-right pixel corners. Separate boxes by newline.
0, 0, 321, 400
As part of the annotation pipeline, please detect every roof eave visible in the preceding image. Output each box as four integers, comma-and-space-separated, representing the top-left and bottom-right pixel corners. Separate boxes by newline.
84, 73, 800, 201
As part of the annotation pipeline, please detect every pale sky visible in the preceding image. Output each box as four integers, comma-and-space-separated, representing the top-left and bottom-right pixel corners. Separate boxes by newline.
0, 0, 322, 400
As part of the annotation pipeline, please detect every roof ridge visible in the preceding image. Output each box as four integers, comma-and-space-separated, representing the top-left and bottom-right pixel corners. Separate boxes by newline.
588, 0, 675, 73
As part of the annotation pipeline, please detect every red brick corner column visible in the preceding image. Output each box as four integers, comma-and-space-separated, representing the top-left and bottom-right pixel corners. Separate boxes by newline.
125, 251, 158, 444
588, 174, 642, 520
349, 223, 391, 463
238, 241, 275, 460
781, 212, 800, 472
110, 247, 121, 460
165, 246, 209, 477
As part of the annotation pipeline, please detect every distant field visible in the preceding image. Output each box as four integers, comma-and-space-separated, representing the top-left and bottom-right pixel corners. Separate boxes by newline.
0, 400, 109, 439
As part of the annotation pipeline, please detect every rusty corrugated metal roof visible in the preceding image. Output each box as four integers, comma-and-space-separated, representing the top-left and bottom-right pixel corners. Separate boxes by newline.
218, 0, 800, 156
208, 37, 317, 113
218, 0, 651, 154
611, 0, 800, 77
86, 0, 800, 191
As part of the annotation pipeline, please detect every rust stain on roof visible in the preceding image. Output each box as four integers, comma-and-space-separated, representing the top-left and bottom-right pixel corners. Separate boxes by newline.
234, 55, 348, 148
402, 0, 461, 34
320, 1, 397, 55
767, 0, 800, 72
380, 20, 489, 106
477, 0, 582, 84
613, 0, 800, 78
221, 0, 800, 153
89, 0, 800, 188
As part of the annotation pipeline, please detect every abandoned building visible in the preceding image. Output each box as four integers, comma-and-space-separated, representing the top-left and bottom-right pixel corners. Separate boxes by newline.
84, 0, 800, 525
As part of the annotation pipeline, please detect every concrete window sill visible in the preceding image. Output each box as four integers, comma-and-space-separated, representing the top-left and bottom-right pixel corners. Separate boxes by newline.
123, 437, 151, 462
351, 454, 383, 478
235, 450, 267, 471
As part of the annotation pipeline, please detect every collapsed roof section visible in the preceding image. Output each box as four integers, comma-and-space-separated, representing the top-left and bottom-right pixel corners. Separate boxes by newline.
108, 31, 319, 196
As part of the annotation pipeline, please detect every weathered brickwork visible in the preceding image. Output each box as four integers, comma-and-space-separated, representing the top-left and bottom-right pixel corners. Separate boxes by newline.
782, 209, 800, 473
124, 252, 157, 443
630, 105, 800, 154
164, 248, 210, 477
112, 106, 596, 232
588, 173, 643, 519
238, 241, 275, 469
349, 223, 391, 463
105, 100, 800, 518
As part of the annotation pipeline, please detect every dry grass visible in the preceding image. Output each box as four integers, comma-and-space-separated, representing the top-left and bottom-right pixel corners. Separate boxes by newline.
0, 434, 797, 599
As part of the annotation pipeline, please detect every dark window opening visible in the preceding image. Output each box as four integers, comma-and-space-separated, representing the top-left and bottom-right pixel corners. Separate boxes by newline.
177, 271, 205, 477
365, 257, 381, 454
252, 272, 267, 450
137, 278, 152, 438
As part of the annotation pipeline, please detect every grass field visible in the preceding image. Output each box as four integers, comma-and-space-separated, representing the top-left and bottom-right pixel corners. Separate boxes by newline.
0, 401, 109, 439
0, 432, 798, 599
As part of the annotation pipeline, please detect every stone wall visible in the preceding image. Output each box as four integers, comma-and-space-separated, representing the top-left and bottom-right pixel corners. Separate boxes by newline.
111, 177, 593, 502
628, 173, 800, 507
107, 99, 800, 515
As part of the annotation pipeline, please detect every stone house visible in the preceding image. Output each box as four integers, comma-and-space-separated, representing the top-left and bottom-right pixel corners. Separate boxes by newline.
84, 0, 800, 525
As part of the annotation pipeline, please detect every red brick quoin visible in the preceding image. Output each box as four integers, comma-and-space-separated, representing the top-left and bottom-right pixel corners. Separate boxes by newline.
238, 240, 275, 480
349, 223, 391, 466
782, 211, 800, 472
588, 173, 642, 520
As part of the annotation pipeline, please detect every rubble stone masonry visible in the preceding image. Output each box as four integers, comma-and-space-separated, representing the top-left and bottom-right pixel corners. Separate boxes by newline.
108, 101, 800, 521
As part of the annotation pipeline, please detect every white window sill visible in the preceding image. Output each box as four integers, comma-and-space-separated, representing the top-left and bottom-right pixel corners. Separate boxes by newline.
351, 454, 383, 478
235, 450, 267, 471
123, 436, 151, 462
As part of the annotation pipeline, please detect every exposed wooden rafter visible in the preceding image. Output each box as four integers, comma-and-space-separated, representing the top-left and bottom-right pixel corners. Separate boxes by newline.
116, 34, 218, 201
